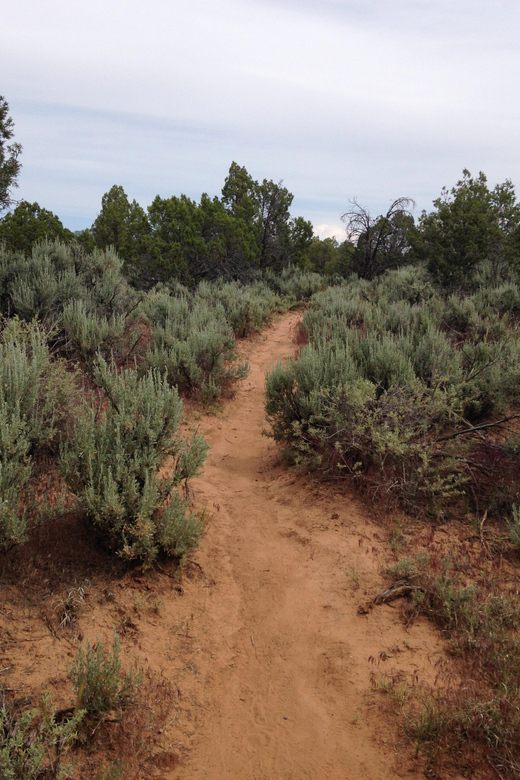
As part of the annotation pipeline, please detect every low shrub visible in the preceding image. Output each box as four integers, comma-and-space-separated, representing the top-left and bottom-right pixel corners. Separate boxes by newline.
0, 405, 31, 551
263, 266, 326, 301
0, 241, 136, 358
63, 300, 125, 361
388, 554, 520, 777
142, 294, 249, 401
0, 693, 84, 780
196, 279, 286, 336
70, 635, 140, 731
0, 319, 78, 551
376, 265, 436, 304
266, 271, 520, 517
0, 319, 78, 452
60, 358, 208, 566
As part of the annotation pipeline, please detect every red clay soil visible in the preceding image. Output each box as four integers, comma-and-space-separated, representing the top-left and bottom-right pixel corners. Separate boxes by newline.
160, 311, 446, 779
0, 311, 449, 779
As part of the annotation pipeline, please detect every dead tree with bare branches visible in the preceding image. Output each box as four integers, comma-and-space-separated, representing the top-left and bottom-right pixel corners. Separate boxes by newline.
341, 197, 415, 280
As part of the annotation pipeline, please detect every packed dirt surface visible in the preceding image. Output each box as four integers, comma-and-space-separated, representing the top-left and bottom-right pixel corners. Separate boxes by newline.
162, 311, 446, 779
0, 311, 449, 779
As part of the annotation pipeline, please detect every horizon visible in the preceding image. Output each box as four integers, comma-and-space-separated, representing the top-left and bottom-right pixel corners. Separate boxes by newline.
2, 0, 519, 240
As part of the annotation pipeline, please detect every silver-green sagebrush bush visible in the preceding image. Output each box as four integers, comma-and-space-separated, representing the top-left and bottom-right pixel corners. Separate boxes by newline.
60, 357, 208, 566
0, 404, 31, 551
62, 299, 125, 361
70, 635, 140, 730
266, 273, 520, 516
196, 279, 286, 336
142, 293, 249, 401
0, 240, 137, 359
0, 694, 84, 780
0, 319, 78, 551
262, 266, 326, 301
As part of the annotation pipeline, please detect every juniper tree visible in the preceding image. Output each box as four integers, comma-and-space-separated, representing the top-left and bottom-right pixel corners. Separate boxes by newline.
0, 95, 22, 213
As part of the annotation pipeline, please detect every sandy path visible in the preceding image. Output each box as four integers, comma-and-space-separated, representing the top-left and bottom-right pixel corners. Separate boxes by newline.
159, 311, 444, 779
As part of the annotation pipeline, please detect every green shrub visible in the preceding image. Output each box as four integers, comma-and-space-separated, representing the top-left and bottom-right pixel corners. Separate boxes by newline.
266, 270, 520, 516
0, 694, 84, 780
63, 300, 125, 361
263, 266, 326, 301
0, 241, 136, 357
377, 265, 436, 304
138, 288, 192, 331
60, 358, 208, 566
441, 295, 479, 334
70, 635, 140, 730
196, 279, 285, 336
0, 319, 78, 551
266, 357, 467, 511
0, 319, 77, 451
142, 294, 249, 401
0, 407, 31, 552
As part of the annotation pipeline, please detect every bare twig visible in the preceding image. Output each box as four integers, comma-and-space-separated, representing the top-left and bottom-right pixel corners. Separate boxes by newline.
435, 414, 520, 443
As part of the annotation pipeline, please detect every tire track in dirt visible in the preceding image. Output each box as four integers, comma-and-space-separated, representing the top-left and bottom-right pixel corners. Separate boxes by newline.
159, 311, 445, 780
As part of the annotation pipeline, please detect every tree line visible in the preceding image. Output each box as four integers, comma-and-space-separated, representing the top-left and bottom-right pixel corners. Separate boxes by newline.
2, 94, 520, 288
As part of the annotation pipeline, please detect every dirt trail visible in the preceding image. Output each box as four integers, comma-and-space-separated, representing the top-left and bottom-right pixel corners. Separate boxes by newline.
0, 310, 445, 778
157, 311, 445, 780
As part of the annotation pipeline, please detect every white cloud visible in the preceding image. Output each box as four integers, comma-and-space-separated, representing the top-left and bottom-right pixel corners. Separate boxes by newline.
1, 0, 519, 231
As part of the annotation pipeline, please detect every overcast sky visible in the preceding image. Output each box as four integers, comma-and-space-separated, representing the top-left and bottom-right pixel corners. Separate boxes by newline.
2, 0, 519, 239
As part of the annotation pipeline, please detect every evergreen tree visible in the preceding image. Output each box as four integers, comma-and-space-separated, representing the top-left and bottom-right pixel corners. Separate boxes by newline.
91, 185, 151, 283
416, 170, 520, 284
0, 201, 74, 254
0, 95, 22, 213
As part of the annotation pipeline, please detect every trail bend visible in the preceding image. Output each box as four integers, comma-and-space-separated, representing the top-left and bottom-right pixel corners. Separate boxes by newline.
158, 311, 443, 780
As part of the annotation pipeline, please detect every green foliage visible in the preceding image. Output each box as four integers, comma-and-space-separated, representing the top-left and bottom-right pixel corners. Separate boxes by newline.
221, 162, 301, 271
0, 319, 77, 551
0, 694, 84, 780
256, 177, 294, 270
416, 170, 520, 285
197, 279, 286, 336
142, 291, 249, 401
91, 185, 151, 282
0, 95, 22, 213
341, 197, 415, 280
262, 265, 327, 301
0, 319, 78, 451
266, 273, 520, 516
60, 358, 208, 565
147, 189, 262, 286
139, 277, 289, 402
287, 215, 314, 268
70, 635, 140, 729
0, 239, 135, 323
0, 201, 74, 254
376, 265, 435, 305
63, 300, 125, 361
0, 404, 31, 551
221, 161, 261, 225
88, 162, 314, 288
0, 240, 137, 364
